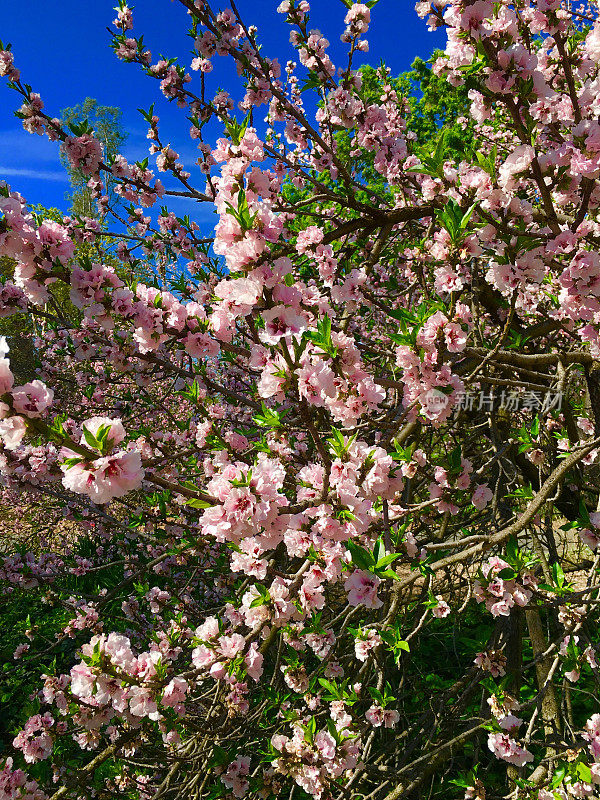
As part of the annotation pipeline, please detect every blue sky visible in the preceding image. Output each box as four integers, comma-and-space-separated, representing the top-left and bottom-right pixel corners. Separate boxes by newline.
0, 0, 445, 215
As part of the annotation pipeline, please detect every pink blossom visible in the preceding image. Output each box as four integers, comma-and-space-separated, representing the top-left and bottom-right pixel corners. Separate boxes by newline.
498, 145, 535, 190
63, 134, 103, 176
184, 331, 220, 359
472, 484, 493, 510
474, 650, 506, 677
162, 677, 188, 709
296, 225, 324, 254
129, 686, 159, 719
10, 380, 53, 418
61, 450, 144, 504
218, 633, 246, 658
221, 755, 250, 798
354, 629, 382, 662
245, 643, 264, 681
195, 616, 220, 641
70, 663, 96, 699
366, 705, 399, 728
344, 570, 382, 609
487, 732, 533, 767
0, 358, 14, 395
0, 414, 26, 450
432, 597, 451, 618
315, 730, 336, 759
579, 528, 600, 551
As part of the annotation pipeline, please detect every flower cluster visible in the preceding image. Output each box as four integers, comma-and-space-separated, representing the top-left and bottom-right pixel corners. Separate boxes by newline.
474, 557, 537, 617
1, 0, 600, 797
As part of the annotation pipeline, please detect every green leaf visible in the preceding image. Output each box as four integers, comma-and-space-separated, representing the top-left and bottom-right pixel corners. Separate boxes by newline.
225, 112, 252, 145
327, 427, 353, 457
252, 402, 285, 429
248, 583, 271, 608
368, 686, 383, 703
459, 203, 476, 231
373, 537, 385, 565
179, 379, 202, 404
304, 314, 338, 358
378, 568, 401, 580
95, 423, 112, 444
579, 500, 591, 526
300, 72, 324, 93
576, 763, 593, 783
318, 678, 345, 702
62, 457, 85, 469
325, 716, 343, 744
447, 445, 462, 473
82, 425, 99, 450
209, 745, 231, 768
552, 561, 565, 589
449, 776, 471, 789
346, 540, 374, 570
434, 129, 448, 165
375, 553, 402, 569
185, 497, 212, 509
498, 567, 516, 580
549, 766, 565, 789
506, 535, 519, 564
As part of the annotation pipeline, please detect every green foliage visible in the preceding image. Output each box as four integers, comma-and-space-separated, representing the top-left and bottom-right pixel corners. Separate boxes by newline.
59, 97, 127, 216
303, 314, 337, 358
346, 536, 403, 579
402, 54, 474, 157
357, 55, 474, 158
224, 112, 251, 146
281, 57, 474, 293
0, 529, 130, 753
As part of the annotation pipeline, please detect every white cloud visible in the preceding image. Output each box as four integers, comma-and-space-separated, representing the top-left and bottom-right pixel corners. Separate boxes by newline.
0, 129, 63, 164
0, 166, 69, 182
162, 192, 216, 223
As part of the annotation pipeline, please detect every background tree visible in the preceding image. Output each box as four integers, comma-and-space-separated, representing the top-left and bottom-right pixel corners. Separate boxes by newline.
0, 2, 600, 799
60, 98, 127, 217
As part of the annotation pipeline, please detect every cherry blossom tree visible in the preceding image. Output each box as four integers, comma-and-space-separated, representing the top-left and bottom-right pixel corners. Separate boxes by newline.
1, 1, 600, 798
